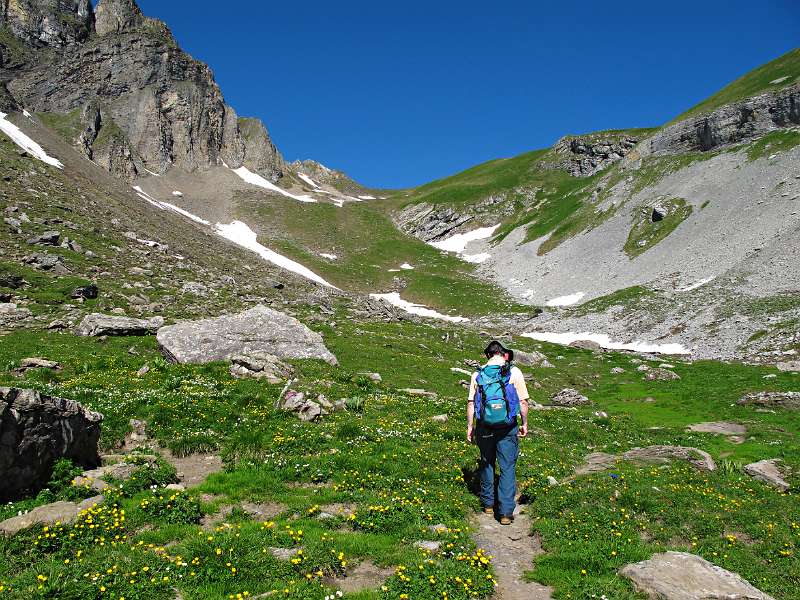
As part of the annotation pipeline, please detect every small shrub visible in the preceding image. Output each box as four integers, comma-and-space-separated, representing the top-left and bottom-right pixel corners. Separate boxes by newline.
138, 490, 203, 524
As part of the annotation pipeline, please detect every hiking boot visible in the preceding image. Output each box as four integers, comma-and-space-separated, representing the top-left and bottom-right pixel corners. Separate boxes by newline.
482, 506, 494, 515
499, 516, 513, 525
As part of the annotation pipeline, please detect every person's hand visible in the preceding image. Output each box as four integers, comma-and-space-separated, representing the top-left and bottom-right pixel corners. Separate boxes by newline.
466, 425, 474, 443
518, 423, 528, 438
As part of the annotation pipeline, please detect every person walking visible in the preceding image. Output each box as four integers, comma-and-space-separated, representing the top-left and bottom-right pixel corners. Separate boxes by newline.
466, 341, 530, 525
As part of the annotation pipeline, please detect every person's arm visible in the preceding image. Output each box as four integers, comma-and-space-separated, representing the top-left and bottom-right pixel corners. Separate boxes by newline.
511, 367, 530, 437
467, 374, 477, 442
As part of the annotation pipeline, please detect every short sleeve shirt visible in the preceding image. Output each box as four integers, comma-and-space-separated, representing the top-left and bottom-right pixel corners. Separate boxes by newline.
468, 357, 530, 403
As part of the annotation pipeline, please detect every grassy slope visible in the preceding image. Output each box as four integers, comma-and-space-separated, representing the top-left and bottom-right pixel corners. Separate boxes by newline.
233, 191, 527, 317
0, 314, 798, 599
670, 48, 800, 124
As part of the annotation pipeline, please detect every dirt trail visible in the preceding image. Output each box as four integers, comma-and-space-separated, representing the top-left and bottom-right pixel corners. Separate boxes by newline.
472, 509, 553, 600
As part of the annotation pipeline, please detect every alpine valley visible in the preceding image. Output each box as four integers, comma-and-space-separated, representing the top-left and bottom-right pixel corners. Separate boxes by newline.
0, 2, 798, 599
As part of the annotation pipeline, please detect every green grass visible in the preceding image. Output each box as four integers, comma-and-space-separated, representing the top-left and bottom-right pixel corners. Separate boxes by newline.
0, 310, 799, 599
569, 286, 656, 316
671, 48, 800, 124
746, 129, 800, 161
234, 194, 528, 316
623, 198, 693, 258
36, 109, 83, 144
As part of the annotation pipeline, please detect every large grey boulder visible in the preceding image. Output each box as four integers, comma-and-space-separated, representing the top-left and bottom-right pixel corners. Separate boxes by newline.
0, 388, 102, 501
0, 495, 104, 536
620, 552, 774, 599
157, 305, 337, 365
623, 445, 716, 472
744, 459, 790, 492
76, 313, 164, 336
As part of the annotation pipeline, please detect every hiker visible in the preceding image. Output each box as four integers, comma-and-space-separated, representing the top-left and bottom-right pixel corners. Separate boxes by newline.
466, 341, 530, 525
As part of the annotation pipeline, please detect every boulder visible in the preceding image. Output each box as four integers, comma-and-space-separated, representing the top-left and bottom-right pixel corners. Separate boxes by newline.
0, 387, 102, 501
76, 313, 164, 336
71, 284, 99, 300
623, 446, 716, 472
156, 305, 337, 365
23, 253, 64, 270
550, 388, 590, 407
611, 367, 626, 374
744, 459, 790, 492
645, 368, 681, 381
620, 552, 775, 600
0, 274, 24, 289
13, 357, 61, 375
651, 205, 668, 222
686, 422, 746, 436
432, 414, 448, 423
574, 452, 617, 476
738, 391, 800, 410
229, 352, 294, 383
27, 231, 60, 246
569, 339, 604, 352
0, 495, 104, 536
514, 349, 552, 367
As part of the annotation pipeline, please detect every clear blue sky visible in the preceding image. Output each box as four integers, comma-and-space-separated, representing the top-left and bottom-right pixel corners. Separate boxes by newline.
132, 0, 798, 189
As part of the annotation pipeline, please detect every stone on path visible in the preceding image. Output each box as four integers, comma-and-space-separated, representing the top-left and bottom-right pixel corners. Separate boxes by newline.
0, 495, 104, 535
744, 459, 790, 492
620, 551, 775, 599
1, 387, 102, 501
157, 305, 337, 365
76, 313, 164, 337
472, 510, 553, 600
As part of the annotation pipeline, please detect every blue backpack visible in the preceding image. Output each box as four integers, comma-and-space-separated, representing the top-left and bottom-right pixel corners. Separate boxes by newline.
475, 363, 520, 427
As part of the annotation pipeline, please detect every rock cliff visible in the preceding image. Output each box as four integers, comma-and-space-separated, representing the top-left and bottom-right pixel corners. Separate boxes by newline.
640, 83, 800, 157
1, 0, 285, 181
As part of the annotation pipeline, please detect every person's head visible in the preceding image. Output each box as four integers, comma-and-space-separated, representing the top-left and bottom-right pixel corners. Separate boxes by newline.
484, 340, 514, 362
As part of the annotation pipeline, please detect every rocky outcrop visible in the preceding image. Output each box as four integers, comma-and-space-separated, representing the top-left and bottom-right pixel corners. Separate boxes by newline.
156, 305, 338, 365
229, 352, 294, 383
94, 0, 143, 37
621, 552, 775, 600
3, 0, 285, 181
738, 391, 800, 410
76, 313, 164, 336
574, 445, 716, 477
0, 0, 93, 48
0, 387, 102, 501
551, 132, 640, 176
640, 84, 800, 157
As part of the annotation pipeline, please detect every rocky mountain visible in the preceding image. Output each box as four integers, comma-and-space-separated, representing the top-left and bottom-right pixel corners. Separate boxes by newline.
1, 0, 284, 181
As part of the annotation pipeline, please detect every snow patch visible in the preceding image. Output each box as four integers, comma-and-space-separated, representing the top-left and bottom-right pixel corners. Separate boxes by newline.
369, 292, 469, 323
320, 253, 338, 260
770, 76, 790, 84
216, 221, 336, 288
358, 195, 377, 200
677, 277, 714, 292
22, 110, 32, 118
0, 111, 63, 168
172, 190, 184, 197
232, 166, 317, 203
430, 224, 500, 254
400, 263, 414, 270
143, 168, 161, 177
298, 173, 320, 188
133, 186, 210, 225
546, 292, 586, 307
521, 331, 690, 355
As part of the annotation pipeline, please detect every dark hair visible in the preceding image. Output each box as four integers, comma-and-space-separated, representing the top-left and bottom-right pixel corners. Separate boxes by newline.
484, 340, 507, 358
